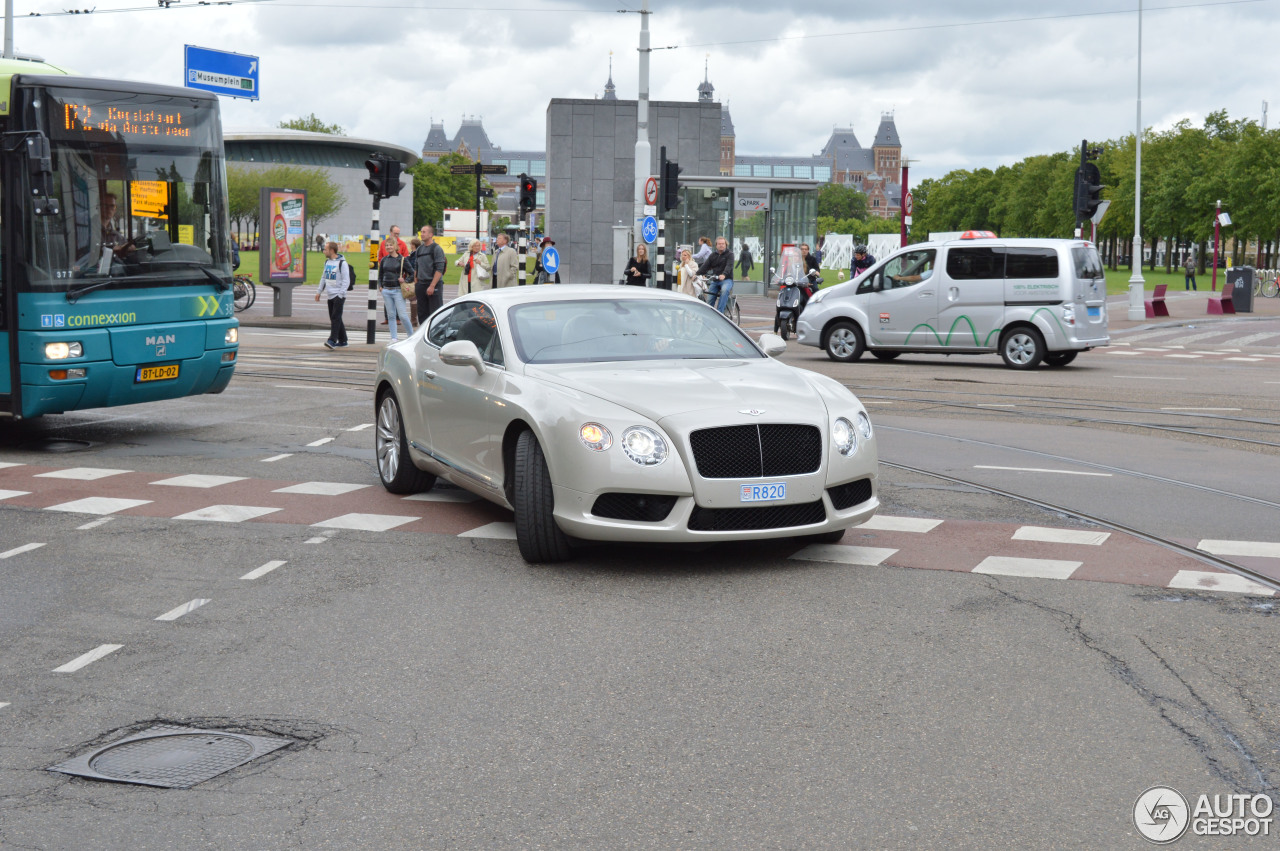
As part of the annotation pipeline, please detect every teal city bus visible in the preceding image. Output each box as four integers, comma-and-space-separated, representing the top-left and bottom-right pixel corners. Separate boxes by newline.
0, 58, 238, 421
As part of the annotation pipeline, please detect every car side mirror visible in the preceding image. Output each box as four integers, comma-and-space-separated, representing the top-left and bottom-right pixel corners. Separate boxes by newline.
439, 339, 485, 375
871, 275, 884, 292
758, 333, 787, 357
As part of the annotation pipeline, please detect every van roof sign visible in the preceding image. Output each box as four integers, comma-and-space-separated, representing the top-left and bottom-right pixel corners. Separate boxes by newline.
960, 230, 998, 239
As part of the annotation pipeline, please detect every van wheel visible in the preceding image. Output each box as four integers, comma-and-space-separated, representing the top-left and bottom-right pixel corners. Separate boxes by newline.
1044, 351, 1077, 367
825, 322, 865, 362
1000, 328, 1045, 369
871, 351, 900, 362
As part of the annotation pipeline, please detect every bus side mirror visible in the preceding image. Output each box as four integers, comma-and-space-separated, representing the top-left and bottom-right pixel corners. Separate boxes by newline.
24, 134, 59, 217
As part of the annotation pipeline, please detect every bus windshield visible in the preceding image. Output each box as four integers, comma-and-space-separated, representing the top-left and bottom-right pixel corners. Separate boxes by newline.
22, 85, 230, 294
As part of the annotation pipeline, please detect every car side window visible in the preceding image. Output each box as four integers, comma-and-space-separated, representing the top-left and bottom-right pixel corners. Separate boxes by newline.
946, 247, 1004, 280
427, 304, 465, 348
428, 301, 503, 366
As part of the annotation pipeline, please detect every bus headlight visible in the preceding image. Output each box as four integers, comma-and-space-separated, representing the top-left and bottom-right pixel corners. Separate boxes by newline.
45, 342, 82, 360
225, 328, 239, 345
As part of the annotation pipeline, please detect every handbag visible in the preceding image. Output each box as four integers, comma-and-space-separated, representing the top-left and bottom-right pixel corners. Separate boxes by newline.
398, 257, 414, 300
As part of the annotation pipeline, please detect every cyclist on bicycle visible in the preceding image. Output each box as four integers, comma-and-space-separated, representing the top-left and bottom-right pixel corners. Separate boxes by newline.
851, 244, 876, 279
697, 236, 734, 314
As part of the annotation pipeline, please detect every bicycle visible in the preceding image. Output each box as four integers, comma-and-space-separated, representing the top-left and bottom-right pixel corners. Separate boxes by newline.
697, 276, 741, 326
1261, 275, 1280, 298
233, 273, 257, 312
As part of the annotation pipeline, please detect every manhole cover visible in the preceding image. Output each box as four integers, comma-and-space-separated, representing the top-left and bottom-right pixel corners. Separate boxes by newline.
21, 438, 92, 453
48, 724, 292, 788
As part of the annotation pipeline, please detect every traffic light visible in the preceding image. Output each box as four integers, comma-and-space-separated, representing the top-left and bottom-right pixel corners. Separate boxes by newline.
383, 158, 405, 198
1073, 162, 1104, 221
661, 155, 682, 212
518, 173, 537, 214
364, 155, 386, 197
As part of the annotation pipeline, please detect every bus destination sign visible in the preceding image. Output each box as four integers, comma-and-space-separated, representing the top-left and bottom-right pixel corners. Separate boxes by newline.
59, 102, 194, 141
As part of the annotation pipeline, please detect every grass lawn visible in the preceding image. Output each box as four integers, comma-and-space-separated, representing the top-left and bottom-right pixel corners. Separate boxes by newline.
239, 250, 539, 288
1102, 265, 1235, 295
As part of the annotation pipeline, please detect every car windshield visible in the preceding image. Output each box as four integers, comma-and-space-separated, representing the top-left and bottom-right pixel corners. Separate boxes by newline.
509, 298, 764, 364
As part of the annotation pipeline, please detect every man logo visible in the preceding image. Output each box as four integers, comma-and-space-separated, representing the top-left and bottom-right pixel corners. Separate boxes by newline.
145, 335, 176, 346
1134, 786, 1190, 844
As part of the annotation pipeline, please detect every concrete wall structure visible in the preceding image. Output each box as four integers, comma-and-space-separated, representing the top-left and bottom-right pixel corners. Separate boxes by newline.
546, 98, 721, 284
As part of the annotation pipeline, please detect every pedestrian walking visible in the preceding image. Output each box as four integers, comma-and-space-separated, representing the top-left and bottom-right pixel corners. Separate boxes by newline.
314, 241, 350, 349
737, 241, 753, 281
677, 248, 701, 298
412, 225, 448, 324
535, 237, 561, 284
624, 244, 652, 286
492, 232, 519, 288
692, 236, 712, 266
697, 236, 734, 314
377, 239, 414, 342
455, 239, 491, 295
1183, 253, 1197, 291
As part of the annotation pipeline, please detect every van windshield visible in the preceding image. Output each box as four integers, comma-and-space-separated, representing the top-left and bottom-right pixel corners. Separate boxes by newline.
1072, 246, 1105, 279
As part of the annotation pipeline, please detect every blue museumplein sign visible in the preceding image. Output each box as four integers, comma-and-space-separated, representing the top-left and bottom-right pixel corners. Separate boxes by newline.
184, 45, 260, 101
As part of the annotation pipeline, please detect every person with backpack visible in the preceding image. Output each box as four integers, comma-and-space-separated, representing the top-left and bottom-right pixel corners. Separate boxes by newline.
412, 225, 448, 323
314, 241, 350, 349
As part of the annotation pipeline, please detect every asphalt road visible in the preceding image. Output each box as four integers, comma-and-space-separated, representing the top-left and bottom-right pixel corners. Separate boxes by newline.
1, 330, 1277, 849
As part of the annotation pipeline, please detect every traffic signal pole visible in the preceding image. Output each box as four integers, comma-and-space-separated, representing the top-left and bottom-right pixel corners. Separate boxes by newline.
633, 0, 651, 249
367, 195, 381, 345
474, 162, 482, 241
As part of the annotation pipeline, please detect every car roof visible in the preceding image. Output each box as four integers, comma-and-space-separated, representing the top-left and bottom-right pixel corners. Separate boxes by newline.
907, 238, 1094, 251
459, 284, 701, 307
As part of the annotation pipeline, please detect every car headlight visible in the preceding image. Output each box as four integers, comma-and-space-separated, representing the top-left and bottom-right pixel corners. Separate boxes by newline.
621, 426, 668, 466
856, 411, 873, 440
809, 288, 829, 304
833, 417, 857, 456
45, 342, 82, 360
579, 422, 613, 451
225, 327, 239, 345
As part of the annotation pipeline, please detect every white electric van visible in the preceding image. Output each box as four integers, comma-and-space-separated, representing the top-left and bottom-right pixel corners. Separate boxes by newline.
795, 236, 1110, 369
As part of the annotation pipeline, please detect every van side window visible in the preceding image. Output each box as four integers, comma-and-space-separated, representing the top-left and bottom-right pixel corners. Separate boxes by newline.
883, 249, 936, 288
946, 247, 1004, 280
1005, 248, 1059, 278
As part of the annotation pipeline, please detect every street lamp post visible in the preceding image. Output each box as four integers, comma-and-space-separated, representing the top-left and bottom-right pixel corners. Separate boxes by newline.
1127, 0, 1146, 321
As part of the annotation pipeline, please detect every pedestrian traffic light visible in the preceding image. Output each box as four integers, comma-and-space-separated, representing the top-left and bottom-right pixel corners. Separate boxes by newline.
661, 156, 682, 212
1073, 162, 1104, 221
383, 159, 405, 198
518, 173, 537, 214
364, 155, 386, 197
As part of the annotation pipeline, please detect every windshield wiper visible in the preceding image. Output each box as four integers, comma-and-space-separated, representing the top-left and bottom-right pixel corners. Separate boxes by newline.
198, 266, 231, 291
65, 278, 120, 304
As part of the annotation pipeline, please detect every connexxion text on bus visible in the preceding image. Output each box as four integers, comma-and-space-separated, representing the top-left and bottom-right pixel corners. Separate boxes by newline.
0, 57, 238, 421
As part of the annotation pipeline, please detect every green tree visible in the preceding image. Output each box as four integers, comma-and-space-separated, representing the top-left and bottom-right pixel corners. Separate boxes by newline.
278, 113, 345, 135
408, 152, 496, 232
817, 183, 868, 221
226, 164, 346, 245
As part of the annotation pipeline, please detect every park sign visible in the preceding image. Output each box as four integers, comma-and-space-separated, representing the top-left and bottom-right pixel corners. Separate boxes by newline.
184, 45, 259, 101
736, 190, 769, 212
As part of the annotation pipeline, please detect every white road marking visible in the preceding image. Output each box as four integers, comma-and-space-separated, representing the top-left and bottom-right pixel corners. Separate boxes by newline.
151, 474, 247, 488
459, 521, 519, 539
313, 513, 417, 532
1168, 570, 1275, 596
346, 423, 374, 431
53, 643, 123, 673
402, 490, 480, 503
271, 384, 359, 392
35, 467, 131, 480
173, 505, 282, 523
1225, 357, 1264, 362
0, 462, 23, 469
260, 454, 293, 463
1012, 526, 1110, 546
0, 702, 8, 710
1197, 539, 1280, 559
975, 403, 1016, 408
974, 465, 1111, 477
1112, 375, 1185, 380
306, 437, 335, 447
1219, 348, 1241, 352
241, 560, 287, 580
0, 542, 45, 559
858, 515, 943, 533
1165, 354, 1202, 359
972, 556, 1082, 580
1160, 407, 1241, 411
0, 489, 30, 501
1107, 351, 1142, 356
76, 517, 114, 530
304, 536, 328, 544
789, 544, 897, 566
155, 598, 211, 621
1192, 351, 1223, 355
1228, 332, 1280, 346
861, 400, 894, 405
45, 497, 151, 515
273, 481, 369, 496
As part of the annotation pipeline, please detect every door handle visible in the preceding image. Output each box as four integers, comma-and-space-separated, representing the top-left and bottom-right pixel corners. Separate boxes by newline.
422, 369, 437, 380
948, 287, 959, 302
919, 291, 933, 298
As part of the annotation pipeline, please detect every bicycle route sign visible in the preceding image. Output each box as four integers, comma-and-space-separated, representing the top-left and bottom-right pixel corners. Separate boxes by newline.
642, 216, 658, 244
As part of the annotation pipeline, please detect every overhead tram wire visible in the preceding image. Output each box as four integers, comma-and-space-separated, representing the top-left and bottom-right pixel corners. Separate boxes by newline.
29, 0, 609, 15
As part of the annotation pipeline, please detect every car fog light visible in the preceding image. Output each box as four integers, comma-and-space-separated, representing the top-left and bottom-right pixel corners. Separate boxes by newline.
856, 411, 873, 440
221, 351, 236, 363
833, 417, 857, 456
621, 426, 668, 466
579, 422, 613, 451
45, 342, 82, 360
225, 327, 239, 345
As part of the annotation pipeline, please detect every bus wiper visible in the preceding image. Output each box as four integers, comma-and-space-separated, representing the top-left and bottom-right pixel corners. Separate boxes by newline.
143, 260, 231, 291
198, 266, 232, 291
65, 279, 120, 304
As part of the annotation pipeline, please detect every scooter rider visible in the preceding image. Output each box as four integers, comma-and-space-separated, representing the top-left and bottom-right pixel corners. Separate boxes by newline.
851, 244, 876, 279
799, 243, 822, 308
697, 236, 735, 314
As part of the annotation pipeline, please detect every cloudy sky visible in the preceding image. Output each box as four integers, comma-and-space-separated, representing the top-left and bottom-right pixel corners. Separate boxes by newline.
13, 0, 1280, 180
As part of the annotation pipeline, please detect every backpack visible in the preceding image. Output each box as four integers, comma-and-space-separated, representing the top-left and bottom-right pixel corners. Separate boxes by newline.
339, 256, 356, 291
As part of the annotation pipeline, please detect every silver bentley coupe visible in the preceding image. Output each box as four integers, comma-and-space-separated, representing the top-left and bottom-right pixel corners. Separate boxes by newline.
374, 286, 879, 563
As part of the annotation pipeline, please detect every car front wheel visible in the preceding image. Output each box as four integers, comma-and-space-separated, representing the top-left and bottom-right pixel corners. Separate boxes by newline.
1000, 328, 1045, 370
825, 321, 865, 362
513, 430, 573, 563
376, 391, 437, 494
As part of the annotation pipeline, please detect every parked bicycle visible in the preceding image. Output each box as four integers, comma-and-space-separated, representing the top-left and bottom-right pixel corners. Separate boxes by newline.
1258, 275, 1279, 298
233, 273, 257, 312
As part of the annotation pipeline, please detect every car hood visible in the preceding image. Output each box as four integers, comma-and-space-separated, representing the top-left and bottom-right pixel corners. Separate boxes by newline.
524, 358, 826, 421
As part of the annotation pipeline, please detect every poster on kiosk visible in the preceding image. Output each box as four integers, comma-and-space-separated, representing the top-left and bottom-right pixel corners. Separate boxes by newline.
258, 187, 307, 284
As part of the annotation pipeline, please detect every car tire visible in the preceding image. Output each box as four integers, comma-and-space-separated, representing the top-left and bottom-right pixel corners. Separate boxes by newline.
825, 321, 865, 363
376, 391, 436, 494
1044, 351, 1077, 367
999, 327, 1045, 370
871, 351, 900, 362
513, 430, 573, 563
